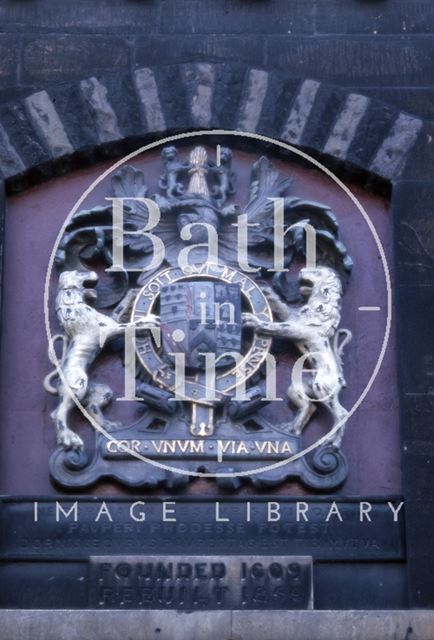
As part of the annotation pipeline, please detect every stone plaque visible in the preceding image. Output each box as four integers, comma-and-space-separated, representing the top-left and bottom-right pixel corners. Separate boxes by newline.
88, 555, 313, 610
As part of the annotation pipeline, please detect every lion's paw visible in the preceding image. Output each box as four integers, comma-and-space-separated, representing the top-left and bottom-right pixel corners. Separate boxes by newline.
242, 312, 259, 328
136, 314, 160, 329
103, 419, 122, 432
57, 429, 84, 451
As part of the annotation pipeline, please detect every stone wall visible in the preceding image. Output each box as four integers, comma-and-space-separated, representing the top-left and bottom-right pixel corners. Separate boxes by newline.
0, 0, 432, 193
1, 0, 434, 615
0, 0, 434, 120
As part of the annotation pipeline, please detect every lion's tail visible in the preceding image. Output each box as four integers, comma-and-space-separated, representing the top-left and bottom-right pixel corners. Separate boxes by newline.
333, 328, 352, 386
43, 334, 68, 395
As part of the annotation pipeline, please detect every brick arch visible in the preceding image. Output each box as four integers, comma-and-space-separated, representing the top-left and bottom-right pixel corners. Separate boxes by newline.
0, 62, 424, 192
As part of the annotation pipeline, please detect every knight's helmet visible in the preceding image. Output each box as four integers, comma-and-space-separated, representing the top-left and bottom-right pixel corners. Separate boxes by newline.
186, 146, 209, 197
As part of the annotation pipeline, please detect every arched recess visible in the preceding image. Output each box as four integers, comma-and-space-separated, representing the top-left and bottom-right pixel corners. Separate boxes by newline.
0, 62, 433, 608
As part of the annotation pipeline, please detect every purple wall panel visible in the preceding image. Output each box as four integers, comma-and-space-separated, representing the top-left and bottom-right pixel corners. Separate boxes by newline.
0, 148, 399, 496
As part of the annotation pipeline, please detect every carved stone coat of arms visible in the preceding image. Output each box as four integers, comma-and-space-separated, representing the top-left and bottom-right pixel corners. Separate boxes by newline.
45, 144, 353, 490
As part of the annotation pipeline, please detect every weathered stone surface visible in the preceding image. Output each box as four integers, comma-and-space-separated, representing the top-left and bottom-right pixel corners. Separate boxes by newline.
0, 63, 425, 188
46, 82, 100, 150
0, 35, 17, 85
24, 90, 73, 158
255, 71, 300, 139
135, 35, 266, 70
402, 443, 434, 502
151, 65, 189, 131
233, 610, 434, 640
323, 93, 370, 159
314, 563, 407, 610
358, 87, 434, 122
80, 77, 122, 143
0, 0, 162, 34
0, 610, 433, 640
182, 63, 215, 128
346, 102, 398, 173
161, 0, 314, 35
300, 84, 344, 151
392, 180, 434, 285
237, 68, 269, 132
0, 123, 24, 178
0, 85, 39, 105
267, 36, 434, 87
370, 113, 423, 179
134, 67, 166, 133
102, 72, 143, 140
280, 79, 320, 144
392, 173, 434, 606
0, 1, 434, 124
22, 36, 130, 83
316, 0, 434, 35
395, 286, 434, 396
405, 500, 434, 607
0, 609, 231, 640
401, 394, 434, 443
210, 63, 246, 130
398, 121, 434, 181
0, 102, 49, 169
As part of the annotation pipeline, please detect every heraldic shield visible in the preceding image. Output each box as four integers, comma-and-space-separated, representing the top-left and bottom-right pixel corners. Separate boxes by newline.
160, 281, 242, 370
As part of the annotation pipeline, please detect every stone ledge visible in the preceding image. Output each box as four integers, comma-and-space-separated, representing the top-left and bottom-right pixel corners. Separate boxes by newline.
0, 609, 433, 640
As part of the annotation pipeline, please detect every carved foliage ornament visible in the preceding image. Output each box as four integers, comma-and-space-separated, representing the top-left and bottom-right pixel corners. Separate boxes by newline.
45, 145, 353, 490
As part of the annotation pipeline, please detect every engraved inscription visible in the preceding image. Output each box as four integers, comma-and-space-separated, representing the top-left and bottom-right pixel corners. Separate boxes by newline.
89, 555, 313, 610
